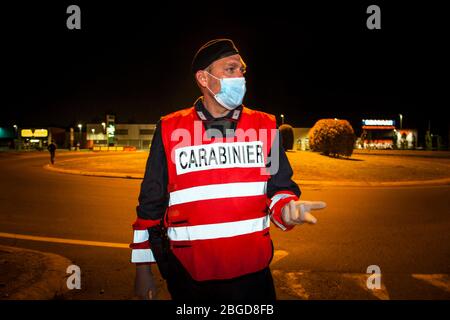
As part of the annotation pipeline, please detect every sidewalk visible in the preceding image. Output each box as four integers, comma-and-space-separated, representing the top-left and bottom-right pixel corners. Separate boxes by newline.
0, 245, 72, 300
43, 151, 450, 187
353, 149, 450, 159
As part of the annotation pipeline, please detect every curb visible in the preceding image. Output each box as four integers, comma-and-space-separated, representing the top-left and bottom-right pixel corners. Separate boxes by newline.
353, 150, 450, 159
44, 164, 142, 179
0, 245, 72, 300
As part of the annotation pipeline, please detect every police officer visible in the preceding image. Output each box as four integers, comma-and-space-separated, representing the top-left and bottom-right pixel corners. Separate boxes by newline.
131, 39, 326, 301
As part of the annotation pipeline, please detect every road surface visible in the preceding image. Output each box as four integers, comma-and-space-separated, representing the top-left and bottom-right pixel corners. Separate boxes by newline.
0, 152, 449, 299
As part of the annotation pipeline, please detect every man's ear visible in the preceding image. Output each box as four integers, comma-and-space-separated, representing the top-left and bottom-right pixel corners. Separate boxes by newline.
195, 70, 208, 88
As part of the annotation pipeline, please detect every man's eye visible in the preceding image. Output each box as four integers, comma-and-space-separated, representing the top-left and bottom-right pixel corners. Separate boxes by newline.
226, 68, 235, 73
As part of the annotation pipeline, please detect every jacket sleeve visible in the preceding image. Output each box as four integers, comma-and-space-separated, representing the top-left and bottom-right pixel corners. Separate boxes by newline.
266, 130, 301, 231
130, 121, 169, 264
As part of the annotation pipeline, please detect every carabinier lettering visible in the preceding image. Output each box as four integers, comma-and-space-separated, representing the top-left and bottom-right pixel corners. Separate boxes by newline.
176, 142, 264, 175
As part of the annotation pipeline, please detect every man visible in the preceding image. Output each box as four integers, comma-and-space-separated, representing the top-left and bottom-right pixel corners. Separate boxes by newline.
131, 39, 326, 301
47, 140, 57, 164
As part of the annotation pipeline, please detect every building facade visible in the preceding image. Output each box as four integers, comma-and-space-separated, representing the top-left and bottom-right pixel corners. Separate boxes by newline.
86, 123, 157, 150
358, 119, 418, 149
292, 127, 312, 151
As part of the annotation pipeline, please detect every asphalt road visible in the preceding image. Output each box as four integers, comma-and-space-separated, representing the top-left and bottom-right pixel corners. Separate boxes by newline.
0, 152, 449, 300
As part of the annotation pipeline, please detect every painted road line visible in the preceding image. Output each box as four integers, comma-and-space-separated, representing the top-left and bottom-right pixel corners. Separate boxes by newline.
2, 231, 444, 298
272, 270, 310, 300
271, 250, 289, 265
0, 232, 292, 260
412, 274, 450, 292
0, 232, 129, 249
342, 273, 390, 300
284, 272, 310, 300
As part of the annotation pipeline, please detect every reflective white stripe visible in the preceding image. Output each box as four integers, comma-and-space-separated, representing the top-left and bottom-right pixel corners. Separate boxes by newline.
169, 181, 267, 206
269, 193, 296, 210
131, 249, 156, 263
133, 230, 149, 243
168, 215, 270, 241
270, 213, 287, 231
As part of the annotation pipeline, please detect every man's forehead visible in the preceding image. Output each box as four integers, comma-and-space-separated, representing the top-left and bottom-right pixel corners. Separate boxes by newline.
214, 54, 246, 67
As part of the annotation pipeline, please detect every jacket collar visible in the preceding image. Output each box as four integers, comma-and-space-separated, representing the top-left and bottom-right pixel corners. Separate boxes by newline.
194, 97, 242, 122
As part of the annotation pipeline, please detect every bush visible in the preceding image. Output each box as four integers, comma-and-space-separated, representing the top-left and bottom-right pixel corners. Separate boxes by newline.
279, 124, 294, 151
309, 119, 356, 157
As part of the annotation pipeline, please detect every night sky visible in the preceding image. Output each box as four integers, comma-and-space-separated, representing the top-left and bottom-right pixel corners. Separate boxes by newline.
2, 1, 448, 139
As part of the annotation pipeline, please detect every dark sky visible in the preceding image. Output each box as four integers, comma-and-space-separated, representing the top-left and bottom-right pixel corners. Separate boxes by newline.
2, 1, 448, 138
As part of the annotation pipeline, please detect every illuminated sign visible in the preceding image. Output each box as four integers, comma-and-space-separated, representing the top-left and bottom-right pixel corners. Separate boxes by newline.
362, 119, 395, 126
107, 125, 115, 137
33, 129, 48, 137
21, 129, 48, 138
0, 127, 15, 139
21, 129, 33, 137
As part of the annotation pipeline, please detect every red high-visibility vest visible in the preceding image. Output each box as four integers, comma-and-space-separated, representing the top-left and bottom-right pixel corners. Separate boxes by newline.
160, 106, 277, 281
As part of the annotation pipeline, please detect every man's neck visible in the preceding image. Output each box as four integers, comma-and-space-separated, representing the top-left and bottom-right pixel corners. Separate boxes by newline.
202, 95, 230, 118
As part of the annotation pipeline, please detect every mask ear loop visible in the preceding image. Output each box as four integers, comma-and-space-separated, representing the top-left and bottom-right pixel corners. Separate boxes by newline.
205, 70, 220, 81
204, 71, 222, 97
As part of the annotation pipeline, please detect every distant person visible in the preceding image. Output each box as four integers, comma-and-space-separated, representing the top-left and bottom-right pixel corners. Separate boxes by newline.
47, 140, 57, 164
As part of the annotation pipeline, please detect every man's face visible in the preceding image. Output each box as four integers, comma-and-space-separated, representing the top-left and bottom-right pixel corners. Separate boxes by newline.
197, 54, 247, 94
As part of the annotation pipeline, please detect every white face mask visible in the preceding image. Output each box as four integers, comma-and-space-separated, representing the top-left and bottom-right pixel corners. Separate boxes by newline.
205, 71, 246, 110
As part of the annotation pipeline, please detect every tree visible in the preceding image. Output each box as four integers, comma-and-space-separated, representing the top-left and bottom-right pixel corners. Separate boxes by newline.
392, 131, 398, 149
279, 124, 294, 151
309, 119, 356, 157
411, 134, 416, 150
400, 133, 407, 149
425, 131, 432, 150
360, 130, 367, 149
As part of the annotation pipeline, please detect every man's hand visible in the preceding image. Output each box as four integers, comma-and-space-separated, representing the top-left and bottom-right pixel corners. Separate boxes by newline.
134, 264, 156, 300
281, 200, 327, 226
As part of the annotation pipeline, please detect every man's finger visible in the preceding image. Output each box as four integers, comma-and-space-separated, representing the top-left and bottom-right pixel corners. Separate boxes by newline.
303, 212, 317, 224
296, 201, 327, 210
309, 201, 327, 210
289, 200, 298, 221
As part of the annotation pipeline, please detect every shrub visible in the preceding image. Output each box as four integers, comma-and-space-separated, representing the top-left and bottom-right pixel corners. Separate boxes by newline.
279, 124, 294, 151
309, 119, 356, 157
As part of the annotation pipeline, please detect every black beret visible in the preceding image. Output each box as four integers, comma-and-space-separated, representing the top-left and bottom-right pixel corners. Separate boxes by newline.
191, 39, 240, 74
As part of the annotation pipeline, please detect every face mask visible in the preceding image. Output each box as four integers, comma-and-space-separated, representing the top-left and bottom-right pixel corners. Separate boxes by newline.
205, 71, 246, 110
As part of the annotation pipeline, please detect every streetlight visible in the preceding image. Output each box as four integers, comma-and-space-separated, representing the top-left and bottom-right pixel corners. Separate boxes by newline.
101, 122, 107, 146
91, 128, 96, 146
280, 114, 285, 125
78, 124, 82, 150
399, 114, 403, 129
12, 125, 18, 150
